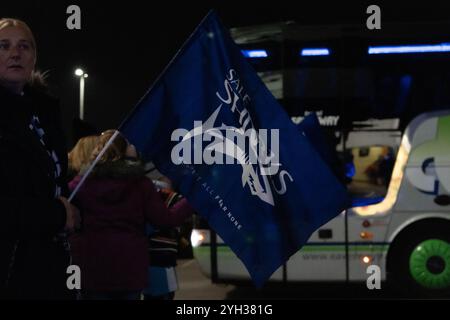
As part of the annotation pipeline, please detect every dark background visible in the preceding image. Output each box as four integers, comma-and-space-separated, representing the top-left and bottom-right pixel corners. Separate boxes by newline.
1, 1, 450, 146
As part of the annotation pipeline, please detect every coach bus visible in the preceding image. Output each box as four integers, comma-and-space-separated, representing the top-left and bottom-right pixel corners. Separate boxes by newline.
190, 21, 450, 296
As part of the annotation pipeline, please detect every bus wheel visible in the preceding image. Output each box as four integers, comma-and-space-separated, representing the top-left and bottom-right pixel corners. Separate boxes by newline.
389, 222, 450, 297
409, 239, 450, 290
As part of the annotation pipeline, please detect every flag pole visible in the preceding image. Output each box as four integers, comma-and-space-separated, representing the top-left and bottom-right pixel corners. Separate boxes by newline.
68, 130, 120, 202
70, 11, 215, 202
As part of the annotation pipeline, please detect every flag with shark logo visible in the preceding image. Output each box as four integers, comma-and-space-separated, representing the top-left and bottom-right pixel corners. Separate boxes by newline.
120, 11, 350, 287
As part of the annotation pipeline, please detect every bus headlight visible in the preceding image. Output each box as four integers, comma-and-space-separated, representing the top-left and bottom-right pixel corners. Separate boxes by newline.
191, 230, 206, 248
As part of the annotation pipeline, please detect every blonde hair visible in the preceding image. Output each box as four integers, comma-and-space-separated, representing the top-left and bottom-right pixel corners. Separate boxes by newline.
68, 135, 99, 174
91, 130, 129, 164
0, 18, 36, 51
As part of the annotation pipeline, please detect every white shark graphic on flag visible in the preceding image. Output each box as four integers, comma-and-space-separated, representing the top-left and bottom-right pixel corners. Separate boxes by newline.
180, 105, 278, 206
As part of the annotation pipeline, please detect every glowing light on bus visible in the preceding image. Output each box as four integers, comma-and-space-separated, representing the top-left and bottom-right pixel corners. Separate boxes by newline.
352, 136, 411, 216
362, 256, 372, 264
191, 230, 206, 248
241, 50, 268, 58
300, 48, 330, 56
368, 43, 450, 55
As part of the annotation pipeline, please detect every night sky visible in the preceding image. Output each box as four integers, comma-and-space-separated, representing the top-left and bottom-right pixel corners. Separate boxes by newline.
1, 1, 449, 146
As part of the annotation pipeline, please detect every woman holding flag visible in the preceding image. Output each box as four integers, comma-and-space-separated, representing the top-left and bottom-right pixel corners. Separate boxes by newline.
69, 130, 194, 300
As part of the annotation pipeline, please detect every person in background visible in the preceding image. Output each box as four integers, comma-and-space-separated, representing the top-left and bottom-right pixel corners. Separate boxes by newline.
69, 130, 194, 300
67, 135, 99, 180
143, 173, 183, 300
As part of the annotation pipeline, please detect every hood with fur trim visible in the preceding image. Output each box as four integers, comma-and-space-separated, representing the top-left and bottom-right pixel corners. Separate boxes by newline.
71, 159, 146, 205
81, 159, 145, 179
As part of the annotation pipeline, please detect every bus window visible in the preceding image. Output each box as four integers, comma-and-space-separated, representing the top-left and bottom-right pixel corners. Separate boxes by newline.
347, 145, 395, 200
232, 23, 450, 208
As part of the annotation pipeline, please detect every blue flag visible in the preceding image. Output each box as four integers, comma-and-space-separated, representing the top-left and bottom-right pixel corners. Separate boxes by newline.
121, 11, 349, 287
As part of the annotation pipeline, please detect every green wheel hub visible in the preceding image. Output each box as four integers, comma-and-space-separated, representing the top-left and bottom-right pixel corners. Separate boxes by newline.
409, 239, 450, 289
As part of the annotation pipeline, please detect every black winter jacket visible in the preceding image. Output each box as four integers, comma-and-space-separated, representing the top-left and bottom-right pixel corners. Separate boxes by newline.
0, 84, 72, 299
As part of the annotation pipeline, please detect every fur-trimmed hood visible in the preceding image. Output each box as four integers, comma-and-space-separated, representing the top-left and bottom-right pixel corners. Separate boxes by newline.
81, 159, 146, 179
72, 159, 146, 205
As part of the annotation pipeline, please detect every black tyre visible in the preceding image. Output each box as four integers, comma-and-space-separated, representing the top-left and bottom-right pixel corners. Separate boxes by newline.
388, 220, 450, 297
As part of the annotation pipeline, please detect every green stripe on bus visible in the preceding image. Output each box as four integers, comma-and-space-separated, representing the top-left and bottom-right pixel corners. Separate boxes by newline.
193, 244, 389, 255
300, 245, 389, 252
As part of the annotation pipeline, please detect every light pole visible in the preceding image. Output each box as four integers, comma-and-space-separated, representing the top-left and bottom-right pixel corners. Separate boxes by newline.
75, 68, 88, 120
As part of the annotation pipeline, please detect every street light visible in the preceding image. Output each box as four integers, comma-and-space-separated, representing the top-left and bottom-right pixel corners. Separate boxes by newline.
74, 68, 88, 120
